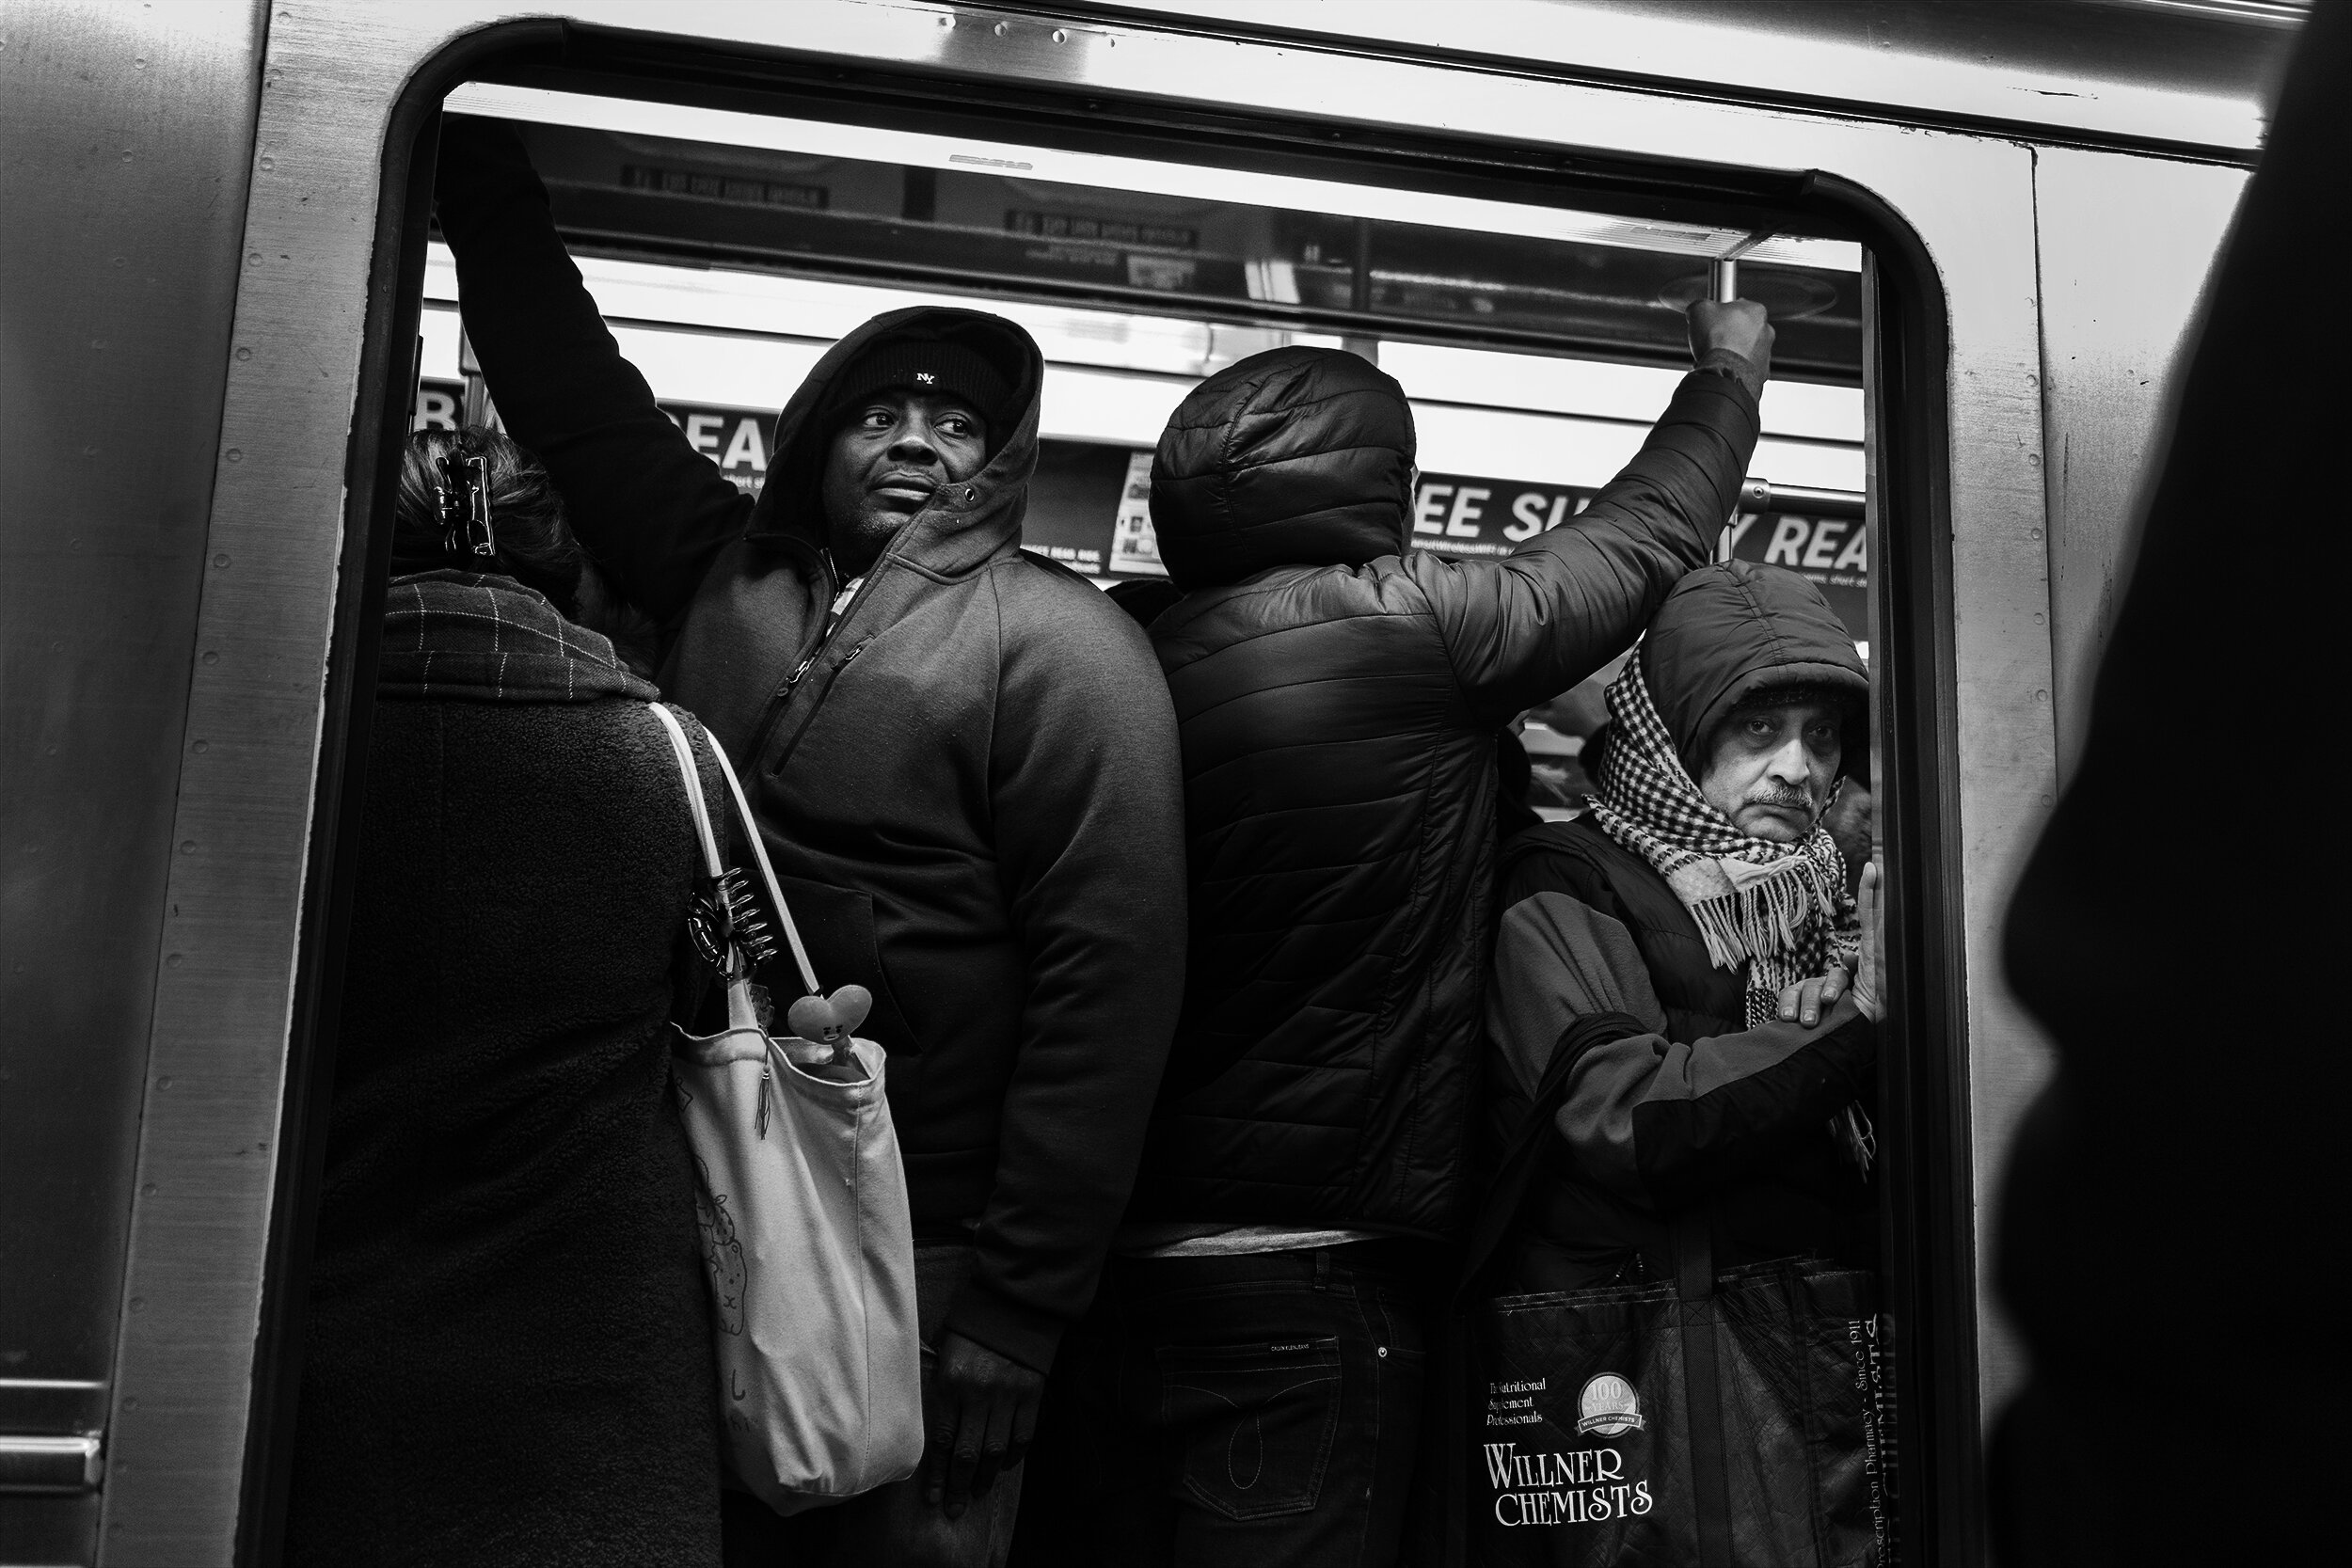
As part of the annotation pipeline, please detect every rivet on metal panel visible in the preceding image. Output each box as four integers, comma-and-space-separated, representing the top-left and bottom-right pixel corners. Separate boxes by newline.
236, 347, 252, 360
993, 22, 1009, 36
260, 156, 274, 171
166, 955, 182, 967
247, 251, 262, 265
202, 651, 219, 665
938, 12, 953, 26
192, 739, 208, 752
179, 842, 195, 855
213, 552, 230, 567
130, 1297, 145, 1311
1052, 28, 1067, 43
226, 449, 242, 463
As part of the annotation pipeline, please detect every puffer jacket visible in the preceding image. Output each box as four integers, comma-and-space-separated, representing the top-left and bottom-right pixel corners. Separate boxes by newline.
1132, 345, 1759, 1236
436, 121, 1186, 1373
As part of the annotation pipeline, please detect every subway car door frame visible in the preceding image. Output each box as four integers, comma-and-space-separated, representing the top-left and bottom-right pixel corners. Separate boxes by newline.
103, 6, 2072, 1564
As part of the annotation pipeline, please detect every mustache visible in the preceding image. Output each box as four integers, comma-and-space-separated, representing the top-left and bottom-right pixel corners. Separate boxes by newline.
1748, 789, 1817, 812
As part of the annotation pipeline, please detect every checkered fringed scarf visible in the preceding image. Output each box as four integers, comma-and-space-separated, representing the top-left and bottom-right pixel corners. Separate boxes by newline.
379, 571, 658, 705
1585, 649, 1858, 1027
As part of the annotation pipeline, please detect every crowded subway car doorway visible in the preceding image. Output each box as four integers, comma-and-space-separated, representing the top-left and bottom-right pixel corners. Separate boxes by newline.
294, 39, 1960, 1563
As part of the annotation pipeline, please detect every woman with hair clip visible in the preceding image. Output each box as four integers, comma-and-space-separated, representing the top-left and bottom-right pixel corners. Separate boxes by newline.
286, 427, 724, 1567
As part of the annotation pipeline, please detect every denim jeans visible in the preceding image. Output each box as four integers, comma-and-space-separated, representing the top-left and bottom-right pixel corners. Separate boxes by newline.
1019, 1241, 1434, 1568
722, 1243, 1023, 1568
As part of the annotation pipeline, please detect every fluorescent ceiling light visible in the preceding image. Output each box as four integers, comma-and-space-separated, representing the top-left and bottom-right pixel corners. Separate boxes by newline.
443, 83, 1860, 272
425, 247, 1860, 443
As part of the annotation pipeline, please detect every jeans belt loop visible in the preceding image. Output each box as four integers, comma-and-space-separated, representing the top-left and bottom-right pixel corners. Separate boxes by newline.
1313, 1247, 1331, 1291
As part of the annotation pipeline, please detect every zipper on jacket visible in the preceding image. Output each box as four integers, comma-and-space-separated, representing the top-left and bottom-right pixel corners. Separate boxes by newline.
740, 541, 836, 764
742, 558, 892, 770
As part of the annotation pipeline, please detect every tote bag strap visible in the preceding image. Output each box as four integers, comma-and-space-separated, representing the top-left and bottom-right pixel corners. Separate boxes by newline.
1456, 1008, 1648, 1300
1672, 1201, 1732, 1568
647, 702, 726, 882
645, 703, 821, 997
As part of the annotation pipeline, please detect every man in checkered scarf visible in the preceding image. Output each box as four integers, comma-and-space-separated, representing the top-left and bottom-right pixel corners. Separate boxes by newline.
1585, 562, 1867, 1027
1486, 559, 1886, 1302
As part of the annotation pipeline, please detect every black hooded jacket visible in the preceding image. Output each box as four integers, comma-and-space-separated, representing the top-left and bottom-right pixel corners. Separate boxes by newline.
434, 122, 1186, 1373
1133, 345, 1759, 1236
1488, 562, 1876, 1288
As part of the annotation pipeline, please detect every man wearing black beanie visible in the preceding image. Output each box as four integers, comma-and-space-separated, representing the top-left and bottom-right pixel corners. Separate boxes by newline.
433, 119, 1186, 1568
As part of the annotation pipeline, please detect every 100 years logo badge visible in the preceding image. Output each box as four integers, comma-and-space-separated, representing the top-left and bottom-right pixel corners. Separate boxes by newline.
1575, 1372, 1645, 1437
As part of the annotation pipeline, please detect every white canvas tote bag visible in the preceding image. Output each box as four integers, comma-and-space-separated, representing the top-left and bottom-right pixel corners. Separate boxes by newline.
647, 703, 924, 1514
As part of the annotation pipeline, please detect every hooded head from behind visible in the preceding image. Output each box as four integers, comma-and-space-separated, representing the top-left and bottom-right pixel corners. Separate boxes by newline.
1150, 346, 1415, 592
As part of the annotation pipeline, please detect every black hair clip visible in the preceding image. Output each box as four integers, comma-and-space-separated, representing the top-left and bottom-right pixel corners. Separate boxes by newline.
433, 446, 499, 566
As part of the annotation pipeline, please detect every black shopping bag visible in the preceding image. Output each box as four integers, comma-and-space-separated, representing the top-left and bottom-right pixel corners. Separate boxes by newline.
1470, 1259, 1892, 1567
1449, 1013, 1896, 1568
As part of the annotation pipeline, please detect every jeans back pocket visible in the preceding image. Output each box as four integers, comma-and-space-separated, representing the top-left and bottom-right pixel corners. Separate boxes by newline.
1154, 1336, 1343, 1520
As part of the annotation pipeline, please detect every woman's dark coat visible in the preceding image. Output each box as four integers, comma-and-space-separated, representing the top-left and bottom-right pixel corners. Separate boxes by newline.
1132, 345, 1759, 1236
435, 121, 1187, 1373
288, 573, 721, 1568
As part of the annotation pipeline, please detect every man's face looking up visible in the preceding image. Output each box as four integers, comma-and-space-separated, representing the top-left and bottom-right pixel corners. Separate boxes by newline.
818, 389, 991, 577
1697, 698, 1844, 844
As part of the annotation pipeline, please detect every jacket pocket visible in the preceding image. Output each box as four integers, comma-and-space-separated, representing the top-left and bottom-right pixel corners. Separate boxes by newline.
769, 876, 919, 1055
1155, 1337, 1343, 1520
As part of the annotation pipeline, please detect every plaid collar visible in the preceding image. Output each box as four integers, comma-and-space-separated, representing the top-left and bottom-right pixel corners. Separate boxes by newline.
379, 571, 658, 705
1586, 644, 1856, 1025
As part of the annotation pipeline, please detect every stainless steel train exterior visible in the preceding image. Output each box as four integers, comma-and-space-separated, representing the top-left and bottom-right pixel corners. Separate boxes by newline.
0, 2, 2296, 1563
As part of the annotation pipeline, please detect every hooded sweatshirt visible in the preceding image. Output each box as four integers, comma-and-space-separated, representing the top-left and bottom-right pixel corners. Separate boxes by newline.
434, 120, 1186, 1373
1134, 344, 1758, 1237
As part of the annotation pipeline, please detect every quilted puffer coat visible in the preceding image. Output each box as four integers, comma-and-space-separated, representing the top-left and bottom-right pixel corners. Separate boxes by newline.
1131, 345, 1760, 1236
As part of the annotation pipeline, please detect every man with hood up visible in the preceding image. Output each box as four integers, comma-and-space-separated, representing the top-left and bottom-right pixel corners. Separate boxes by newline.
1486, 559, 1883, 1301
1062, 307, 1772, 1563
1465, 561, 1883, 1566
431, 120, 1186, 1565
